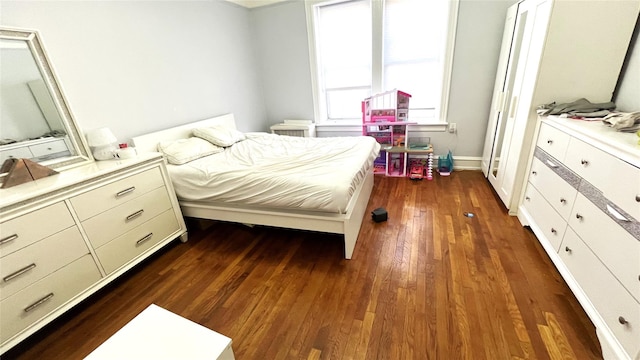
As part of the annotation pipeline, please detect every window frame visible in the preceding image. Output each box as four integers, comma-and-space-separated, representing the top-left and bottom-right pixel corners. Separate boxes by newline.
305, 0, 459, 126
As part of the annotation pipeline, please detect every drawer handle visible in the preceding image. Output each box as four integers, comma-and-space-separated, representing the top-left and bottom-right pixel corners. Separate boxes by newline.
3, 263, 36, 282
546, 139, 553, 145
495, 91, 506, 111
580, 159, 589, 166
606, 204, 629, 222
0, 233, 18, 245
545, 160, 558, 168
116, 186, 136, 197
136, 232, 154, 245
525, 196, 531, 201
618, 316, 628, 325
551, 228, 557, 235
532, 171, 537, 175
560, 198, 566, 204
636, 195, 640, 203
575, 213, 583, 221
24, 293, 54, 313
564, 246, 572, 253
508, 96, 519, 119
126, 209, 144, 221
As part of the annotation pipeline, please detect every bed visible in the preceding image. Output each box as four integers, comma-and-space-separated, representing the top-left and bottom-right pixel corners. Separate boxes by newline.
132, 113, 380, 259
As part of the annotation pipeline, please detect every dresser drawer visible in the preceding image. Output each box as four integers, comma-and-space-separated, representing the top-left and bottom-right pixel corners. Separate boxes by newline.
564, 137, 612, 190
0, 255, 101, 343
559, 228, 640, 358
0, 226, 88, 301
536, 123, 570, 161
568, 193, 640, 302
82, 187, 172, 249
29, 139, 68, 157
0, 202, 75, 258
528, 157, 577, 221
605, 158, 640, 222
522, 184, 567, 251
95, 210, 179, 274
70, 167, 165, 221
0, 147, 34, 165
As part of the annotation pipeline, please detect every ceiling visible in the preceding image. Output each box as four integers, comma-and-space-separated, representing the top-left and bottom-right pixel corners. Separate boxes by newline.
224, 0, 288, 8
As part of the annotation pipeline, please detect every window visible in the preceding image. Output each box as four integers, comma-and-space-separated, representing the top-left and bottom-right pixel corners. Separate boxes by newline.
305, 0, 459, 125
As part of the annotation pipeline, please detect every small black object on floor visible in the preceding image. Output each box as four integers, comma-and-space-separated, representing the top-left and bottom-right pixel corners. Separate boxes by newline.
371, 207, 388, 222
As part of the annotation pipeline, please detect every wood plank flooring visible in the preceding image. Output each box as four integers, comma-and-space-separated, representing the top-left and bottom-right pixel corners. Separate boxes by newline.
4, 171, 602, 359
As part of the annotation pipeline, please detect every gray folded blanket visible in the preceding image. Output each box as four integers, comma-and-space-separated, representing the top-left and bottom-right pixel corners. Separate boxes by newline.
537, 98, 616, 117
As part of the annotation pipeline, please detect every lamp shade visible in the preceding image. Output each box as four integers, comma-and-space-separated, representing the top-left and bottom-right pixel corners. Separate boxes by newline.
86, 128, 118, 161
86, 128, 117, 147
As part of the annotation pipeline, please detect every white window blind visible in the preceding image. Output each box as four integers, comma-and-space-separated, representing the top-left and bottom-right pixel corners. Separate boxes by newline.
307, 0, 458, 125
383, 0, 450, 122
316, 0, 371, 121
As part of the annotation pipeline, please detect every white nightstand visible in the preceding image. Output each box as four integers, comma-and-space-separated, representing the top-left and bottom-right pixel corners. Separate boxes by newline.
85, 304, 235, 360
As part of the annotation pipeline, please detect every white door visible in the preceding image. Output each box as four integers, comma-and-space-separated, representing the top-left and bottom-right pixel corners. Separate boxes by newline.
481, 3, 519, 177
486, 0, 533, 205
494, 0, 551, 209
488, 0, 551, 209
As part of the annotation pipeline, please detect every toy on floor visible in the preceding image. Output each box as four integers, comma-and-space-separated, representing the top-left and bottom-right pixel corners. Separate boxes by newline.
437, 151, 453, 176
409, 164, 424, 180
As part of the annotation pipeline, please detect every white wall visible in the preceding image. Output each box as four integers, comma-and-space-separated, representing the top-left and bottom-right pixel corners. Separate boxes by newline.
1, 0, 266, 145
250, 1, 314, 125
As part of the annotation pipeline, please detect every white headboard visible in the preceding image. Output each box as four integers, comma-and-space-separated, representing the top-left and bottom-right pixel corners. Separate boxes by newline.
132, 113, 236, 154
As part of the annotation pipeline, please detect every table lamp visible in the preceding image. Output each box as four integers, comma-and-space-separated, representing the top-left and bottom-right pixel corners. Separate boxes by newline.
86, 127, 117, 160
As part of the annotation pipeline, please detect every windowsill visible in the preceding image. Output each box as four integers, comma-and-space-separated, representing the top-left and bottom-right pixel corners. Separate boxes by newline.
316, 122, 449, 132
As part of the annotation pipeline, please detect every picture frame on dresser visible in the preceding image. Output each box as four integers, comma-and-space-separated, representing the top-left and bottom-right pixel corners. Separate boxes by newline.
0, 26, 188, 355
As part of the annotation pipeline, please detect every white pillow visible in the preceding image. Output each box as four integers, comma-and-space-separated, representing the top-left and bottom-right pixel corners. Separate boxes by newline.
193, 125, 246, 147
157, 137, 223, 165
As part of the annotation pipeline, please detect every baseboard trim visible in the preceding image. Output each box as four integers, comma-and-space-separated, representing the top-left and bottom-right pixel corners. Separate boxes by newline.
451, 156, 482, 170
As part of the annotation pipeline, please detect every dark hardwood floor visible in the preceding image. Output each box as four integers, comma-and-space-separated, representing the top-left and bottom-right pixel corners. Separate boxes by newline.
4, 171, 601, 359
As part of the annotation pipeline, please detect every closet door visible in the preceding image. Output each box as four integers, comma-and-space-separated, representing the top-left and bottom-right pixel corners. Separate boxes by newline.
486, 0, 533, 204
493, 0, 551, 208
481, 3, 519, 177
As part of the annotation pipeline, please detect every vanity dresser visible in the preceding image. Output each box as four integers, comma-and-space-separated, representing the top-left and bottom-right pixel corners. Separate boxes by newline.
0, 27, 188, 354
0, 153, 188, 353
518, 116, 639, 360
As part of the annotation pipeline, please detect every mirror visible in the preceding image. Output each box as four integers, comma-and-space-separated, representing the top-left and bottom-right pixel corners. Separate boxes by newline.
0, 27, 92, 180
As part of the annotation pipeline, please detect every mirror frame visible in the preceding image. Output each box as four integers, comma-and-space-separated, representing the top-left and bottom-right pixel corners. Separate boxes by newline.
0, 27, 93, 178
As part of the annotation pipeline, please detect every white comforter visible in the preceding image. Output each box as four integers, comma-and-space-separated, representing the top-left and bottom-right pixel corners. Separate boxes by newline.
167, 133, 380, 213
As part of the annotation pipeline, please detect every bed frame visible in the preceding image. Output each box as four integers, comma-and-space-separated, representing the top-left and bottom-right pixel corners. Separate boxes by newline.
132, 113, 374, 259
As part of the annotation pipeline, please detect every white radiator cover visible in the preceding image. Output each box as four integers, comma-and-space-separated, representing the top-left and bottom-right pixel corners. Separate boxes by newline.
270, 120, 316, 138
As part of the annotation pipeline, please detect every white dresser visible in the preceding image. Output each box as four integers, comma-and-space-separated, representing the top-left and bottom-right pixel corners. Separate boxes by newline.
518, 116, 640, 360
0, 152, 187, 354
